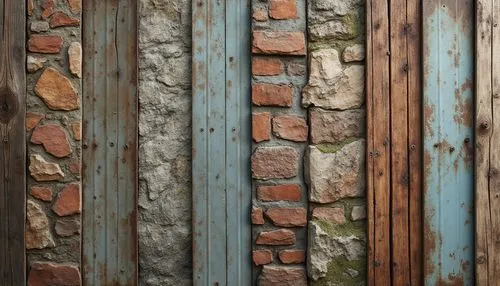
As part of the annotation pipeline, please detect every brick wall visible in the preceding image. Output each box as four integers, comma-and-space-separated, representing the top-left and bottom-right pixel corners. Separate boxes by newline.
26, 0, 82, 284
252, 0, 367, 284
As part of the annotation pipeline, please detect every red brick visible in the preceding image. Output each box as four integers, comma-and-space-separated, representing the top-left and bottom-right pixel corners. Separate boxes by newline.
257, 184, 301, 202
52, 183, 81, 216
28, 35, 63, 54
252, 83, 293, 107
28, 262, 81, 286
279, 249, 305, 264
50, 12, 80, 28
41, 0, 55, 19
30, 186, 53, 202
252, 58, 283, 76
31, 124, 72, 158
265, 208, 307, 227
253, 112, 271, 142
252, 207, 265, 225
67, 0, 82, 14
256, 229, 295, 245
269, 0, 298, 20
253, 250, 273, 266
272, 115, 308, 142
252, 31, 306, 55
258, 266, 307, 285
252, 147, 298, 180
26, 112, 45, 131
312, 207, 346, 224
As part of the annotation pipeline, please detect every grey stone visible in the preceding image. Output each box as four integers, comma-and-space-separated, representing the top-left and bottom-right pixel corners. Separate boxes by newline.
351, 206, 367, 221
343, 44, 365, 62
309, 20, 357, 41
27, 56, 47, 73
310, 108, 365, 144
311, 0, 360, 16
308, 221, 365, 280
31, 21, 50, 33
26, 200, 55, 249
302, 49, 364, 110
55, 219, 81, 237
306, 140, 365, 203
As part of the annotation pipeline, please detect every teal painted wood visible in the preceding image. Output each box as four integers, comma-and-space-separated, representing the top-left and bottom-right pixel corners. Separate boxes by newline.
192, 0, 252, 284
82, 0, 138, 285
423, 0, 475, 284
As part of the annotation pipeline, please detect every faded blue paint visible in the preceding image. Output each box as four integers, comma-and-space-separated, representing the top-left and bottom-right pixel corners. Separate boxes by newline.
192, 0, 251, 285
423, 0, 474, 284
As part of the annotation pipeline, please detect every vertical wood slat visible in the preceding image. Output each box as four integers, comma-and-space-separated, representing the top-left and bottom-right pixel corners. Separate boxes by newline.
192, 0, 251, 284
0, 1, 25, 285
476, 0, 500, 284
82, 0, 138, 284
367, 0, 422, 284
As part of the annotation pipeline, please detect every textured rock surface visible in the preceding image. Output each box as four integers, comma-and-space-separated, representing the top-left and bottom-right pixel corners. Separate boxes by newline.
306, 140, 365, 203
259, 266, 308, 285
68, 42, 82, 78
138, 0, 192, 284
310, 108, 365, 144
35, 67, 79, 111
26, 200, 55, 249
27, 262, 81, 286
31, 124, 72, 158
302, 49, 364, 110
252, 146, 299, 180
29, 154, 64, 182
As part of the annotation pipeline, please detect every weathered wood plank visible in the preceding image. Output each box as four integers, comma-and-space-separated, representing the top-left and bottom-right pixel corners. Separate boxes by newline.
367, 0, 391, 284
82, 0, 138, 284
0, 1, 26, 285
390, 0, 410, 284
476, 0, 499, 284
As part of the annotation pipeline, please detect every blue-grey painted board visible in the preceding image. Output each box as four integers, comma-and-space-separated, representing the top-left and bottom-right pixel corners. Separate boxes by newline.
192, 0, 252, 284
82, 0, 138, 285
423, 0, 475, 284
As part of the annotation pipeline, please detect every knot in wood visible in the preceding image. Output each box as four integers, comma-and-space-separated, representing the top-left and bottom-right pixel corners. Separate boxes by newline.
0, 86, 19, 124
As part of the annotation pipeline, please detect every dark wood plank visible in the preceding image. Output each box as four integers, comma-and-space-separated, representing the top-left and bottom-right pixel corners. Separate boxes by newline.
0, 1, 26, 285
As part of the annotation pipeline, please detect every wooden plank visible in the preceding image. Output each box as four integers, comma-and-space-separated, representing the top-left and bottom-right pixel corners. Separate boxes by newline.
407, 0, 423, 284
0, 1, 25, 285
475, 0, 500, 284
367, 0, 391, 284
82, 0, 138, 284
192, 0, 251, 284
423, 0, 475, 284
390, 0, 410, 284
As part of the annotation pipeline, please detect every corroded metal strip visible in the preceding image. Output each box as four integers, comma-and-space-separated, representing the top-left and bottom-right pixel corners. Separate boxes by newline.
423, 0, 475, 284
0, 1, 26, 285
82, 0, 138, 284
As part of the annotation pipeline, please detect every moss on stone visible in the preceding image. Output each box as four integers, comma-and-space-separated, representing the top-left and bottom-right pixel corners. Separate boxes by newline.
316, 137, 359, 153
311, 257, 367, 286
315, 219, 366, 238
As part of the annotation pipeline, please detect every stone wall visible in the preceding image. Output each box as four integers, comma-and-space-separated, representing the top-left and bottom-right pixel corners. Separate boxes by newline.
306, 0, 367, 284
26, 0, 83, 284
138, 0, 192, 285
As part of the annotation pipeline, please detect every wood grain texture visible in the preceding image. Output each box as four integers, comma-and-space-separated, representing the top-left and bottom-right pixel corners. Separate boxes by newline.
476, 0, 500, 284
367, 0, 422, 284
0, 1, 26, 285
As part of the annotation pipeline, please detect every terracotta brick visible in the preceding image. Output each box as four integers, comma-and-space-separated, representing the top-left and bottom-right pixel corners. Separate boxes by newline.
28, 262, 81, 286
50, 11, 80, 28
279, 249, 305, 264
41, 0, 55, 19
252, 58, 283, 76
253, 8, 268, 22
31, 124, 72, 158
26, 112, 45, 131
252, 31, 306, 55
253, 250, 273, 266
257, 184, 301, 202
68, 159, 80, 175
252, 112, 271, 142
35, 67, 80, 111
252, 207, 265, 225
272, 115, 308, 142
28, 35, 63, 54
312, 207, 346, 224
256, 229, 295, 245
258, 266, 307, 285
265, 207, 307, 227
30, 186, 53, 202
252, 83, 293, 107
269, 0, 298, 20
252, 147, 298, 180
67, 0, 82, 14
52, 183, 81, 216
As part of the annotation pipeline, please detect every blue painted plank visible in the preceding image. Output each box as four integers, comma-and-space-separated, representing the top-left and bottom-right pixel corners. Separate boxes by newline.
423, 0, 475, 284
192, 0, 251, 284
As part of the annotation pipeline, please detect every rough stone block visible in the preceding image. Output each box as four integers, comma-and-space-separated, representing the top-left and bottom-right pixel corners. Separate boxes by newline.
252, 146, 299, 180
309, 108, 365, 144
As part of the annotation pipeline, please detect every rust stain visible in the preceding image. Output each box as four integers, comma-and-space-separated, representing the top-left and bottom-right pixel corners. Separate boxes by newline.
424, 103, 435, 136
453, 79, 473, 127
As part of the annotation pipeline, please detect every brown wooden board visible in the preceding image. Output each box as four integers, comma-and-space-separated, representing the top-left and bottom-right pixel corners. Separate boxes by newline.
367, 0, 422, 284
476, 0, 500, 284
0, 1, 26, 285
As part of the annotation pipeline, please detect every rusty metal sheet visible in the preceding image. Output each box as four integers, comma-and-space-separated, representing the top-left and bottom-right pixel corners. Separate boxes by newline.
82, 0, 138, 285
0, 1, 26, 285
423, 0, 475, 284
192, 0, 251, 284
